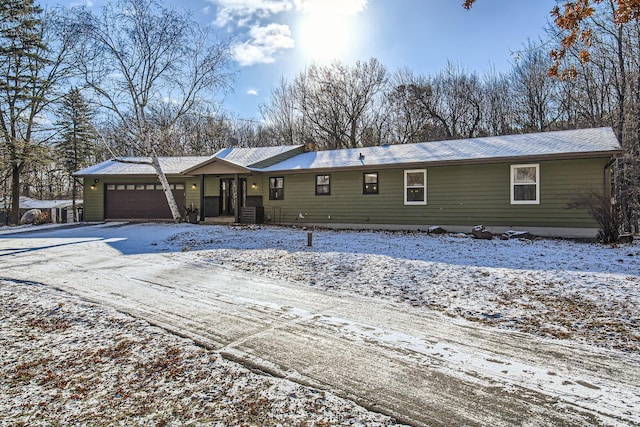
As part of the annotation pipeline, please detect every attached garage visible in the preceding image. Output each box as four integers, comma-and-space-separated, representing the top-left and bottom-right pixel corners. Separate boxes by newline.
104, 183, 186, 220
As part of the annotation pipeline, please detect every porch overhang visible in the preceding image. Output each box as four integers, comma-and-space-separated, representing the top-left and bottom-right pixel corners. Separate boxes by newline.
181, 157, 254, 175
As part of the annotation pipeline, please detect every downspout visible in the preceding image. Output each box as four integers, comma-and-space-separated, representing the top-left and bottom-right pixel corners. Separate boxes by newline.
604, 156, 617, 201
199, 174, 205, 221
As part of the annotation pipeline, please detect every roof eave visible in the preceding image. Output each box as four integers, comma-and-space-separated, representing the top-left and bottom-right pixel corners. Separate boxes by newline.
181, 157, 251, 174
262, 150, 622, 174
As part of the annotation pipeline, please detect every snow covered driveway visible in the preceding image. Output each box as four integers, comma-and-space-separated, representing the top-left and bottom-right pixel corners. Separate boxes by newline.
1, 223, 639, 426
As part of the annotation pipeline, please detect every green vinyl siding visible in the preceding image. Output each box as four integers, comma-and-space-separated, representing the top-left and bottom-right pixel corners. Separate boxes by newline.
183, 178, 200, 209
203, 176, 220, 197
82, 178, 104, 222
262, 158, 610, 229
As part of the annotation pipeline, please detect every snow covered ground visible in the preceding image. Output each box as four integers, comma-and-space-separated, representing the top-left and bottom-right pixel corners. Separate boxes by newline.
1, 222, 639, 425
1, 280, 401, 426
168, 224, 640, 353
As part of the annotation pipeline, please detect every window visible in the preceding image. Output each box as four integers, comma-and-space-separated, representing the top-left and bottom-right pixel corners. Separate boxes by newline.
404, 169, 426, 205
511, 164, 539, 204
363, 172, 379, 194
316, 174, 331, 195
269, 177, 284, 200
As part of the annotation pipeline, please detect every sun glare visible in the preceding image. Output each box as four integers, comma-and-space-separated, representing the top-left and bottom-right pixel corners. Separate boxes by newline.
297, 4, 361, 63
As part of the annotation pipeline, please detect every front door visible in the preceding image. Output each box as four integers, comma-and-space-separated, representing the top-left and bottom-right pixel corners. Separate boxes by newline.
219, 178, 247, 216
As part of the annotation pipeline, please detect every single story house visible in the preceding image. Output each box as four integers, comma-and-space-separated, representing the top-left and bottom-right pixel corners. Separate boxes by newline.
74, 127, 622, 238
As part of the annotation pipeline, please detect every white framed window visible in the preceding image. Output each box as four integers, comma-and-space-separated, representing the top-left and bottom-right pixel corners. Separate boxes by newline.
511, 164, 539, 204
404, 169, 426, 205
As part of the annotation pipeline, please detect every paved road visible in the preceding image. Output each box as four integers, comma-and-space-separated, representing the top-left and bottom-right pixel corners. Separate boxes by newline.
1, 224, 638, 426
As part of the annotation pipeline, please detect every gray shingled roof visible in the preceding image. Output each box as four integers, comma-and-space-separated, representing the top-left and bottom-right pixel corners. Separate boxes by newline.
74, 157, 208, 176
259, 127, 621, 172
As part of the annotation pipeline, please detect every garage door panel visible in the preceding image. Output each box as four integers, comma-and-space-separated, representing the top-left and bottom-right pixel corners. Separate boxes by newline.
105, 183, 186, 219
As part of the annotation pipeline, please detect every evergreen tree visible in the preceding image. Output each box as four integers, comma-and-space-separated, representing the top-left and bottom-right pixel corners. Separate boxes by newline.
0, 0, 48, 224
55, 88, 96, 221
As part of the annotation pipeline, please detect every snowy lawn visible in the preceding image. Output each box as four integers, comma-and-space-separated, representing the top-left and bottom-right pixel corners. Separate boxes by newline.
0, 280, 403, 426
2, 222, 639, 425
167, 224, 640, 353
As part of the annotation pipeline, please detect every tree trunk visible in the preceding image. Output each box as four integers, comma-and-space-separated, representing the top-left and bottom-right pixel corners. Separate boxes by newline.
150, 155, 182, 222
71, 176, 77, 222
10, 164, 21, 225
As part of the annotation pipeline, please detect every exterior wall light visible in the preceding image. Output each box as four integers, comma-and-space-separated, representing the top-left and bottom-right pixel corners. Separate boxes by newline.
251, 182, 257, 189
191, 183, 197, 189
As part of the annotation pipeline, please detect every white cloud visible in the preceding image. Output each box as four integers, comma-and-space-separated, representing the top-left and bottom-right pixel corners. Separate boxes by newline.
210, 0, 367, 27
232, 23, 294, 66
211, 0, 367, 66
210, 0, 295, 27
246, 88, 259, 96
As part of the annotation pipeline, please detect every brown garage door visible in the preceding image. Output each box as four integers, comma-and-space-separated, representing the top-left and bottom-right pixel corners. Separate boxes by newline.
105, 183, 186, 219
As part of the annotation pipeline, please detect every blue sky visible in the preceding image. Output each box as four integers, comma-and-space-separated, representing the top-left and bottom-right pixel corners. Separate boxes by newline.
43, 0, 557, 120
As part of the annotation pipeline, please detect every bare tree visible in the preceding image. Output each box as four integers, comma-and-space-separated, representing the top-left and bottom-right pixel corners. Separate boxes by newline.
294, 58, 388, 149
388, 63, 485, 142
510, 42, 561, 132
387, 69, 446, 143
72, 0, 232, 221
260, 77, 309, 146
437, 62, 484, 138
482, 69, 516, 136
554, 1, 640, 232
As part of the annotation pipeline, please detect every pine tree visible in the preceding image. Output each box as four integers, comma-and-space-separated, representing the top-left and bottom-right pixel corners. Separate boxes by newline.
55, 88, 96, 221
0, 0, 48, 224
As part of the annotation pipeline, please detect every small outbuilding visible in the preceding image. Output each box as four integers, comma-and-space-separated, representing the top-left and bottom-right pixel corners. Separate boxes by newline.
0, 196, 83, 225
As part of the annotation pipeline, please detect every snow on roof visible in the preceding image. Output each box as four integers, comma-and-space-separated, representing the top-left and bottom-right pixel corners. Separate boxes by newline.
73, 128, 621, 176
74, 156, 208, 176
209, 145, 302, 167
0, 196, 81, 209
259, 127, 621, 172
